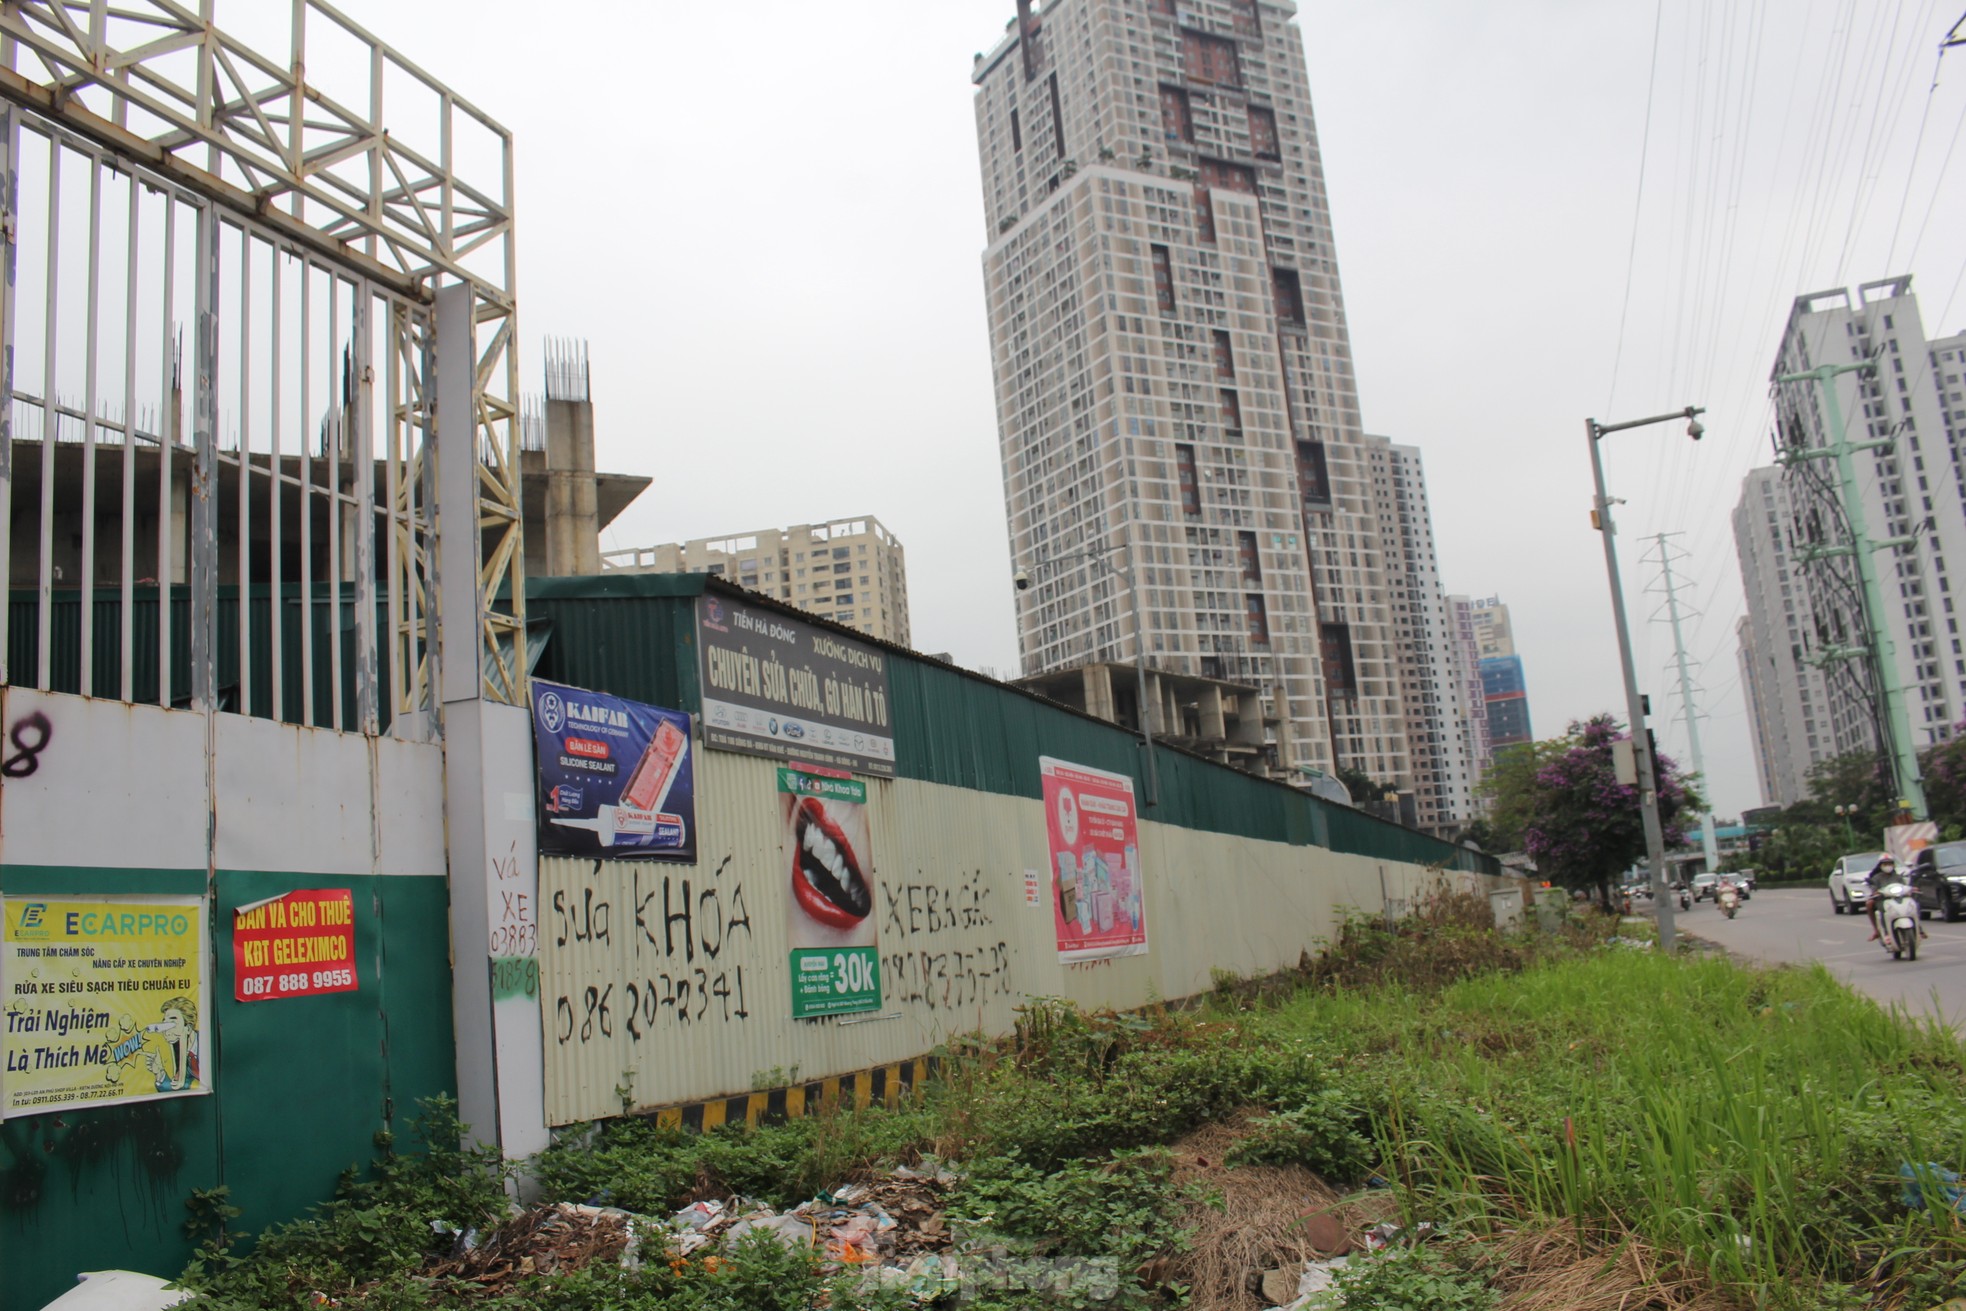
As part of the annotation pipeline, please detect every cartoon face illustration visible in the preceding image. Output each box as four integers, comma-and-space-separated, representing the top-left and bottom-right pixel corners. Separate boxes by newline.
1056, 787, 1080, 847
142, 996, 200, 1093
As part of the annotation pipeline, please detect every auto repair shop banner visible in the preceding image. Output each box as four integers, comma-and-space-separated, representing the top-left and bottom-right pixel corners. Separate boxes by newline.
531, 678, 697, 861
1040, 756, 1149, 962
696, 593, 895, 777
2, 895, 210, 1117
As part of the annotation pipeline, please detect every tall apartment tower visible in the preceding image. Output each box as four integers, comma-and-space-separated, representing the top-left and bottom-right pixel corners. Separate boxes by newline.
1369, 437, 1477, 830
1731, 466, 1835, 807
972, 0, 1409, 785
1446, 594, 1495, 786
1773, 277, 1966, 766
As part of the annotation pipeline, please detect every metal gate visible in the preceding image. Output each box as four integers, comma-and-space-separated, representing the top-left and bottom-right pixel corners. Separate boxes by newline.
0, 0, 527, 722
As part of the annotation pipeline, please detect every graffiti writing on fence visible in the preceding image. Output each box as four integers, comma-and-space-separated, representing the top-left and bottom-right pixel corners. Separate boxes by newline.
549, 855, 757, 1048
487, 842, 535, 957
879, 870, 1013, 1012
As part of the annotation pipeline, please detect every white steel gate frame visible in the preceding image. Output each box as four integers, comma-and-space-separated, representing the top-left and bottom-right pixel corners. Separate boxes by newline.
0, 0, 525, 719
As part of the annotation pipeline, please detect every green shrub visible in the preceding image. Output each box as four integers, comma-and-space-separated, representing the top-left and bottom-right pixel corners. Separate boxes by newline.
1225, 1086, 1378, 1185
1325, 1246, 1494, 1310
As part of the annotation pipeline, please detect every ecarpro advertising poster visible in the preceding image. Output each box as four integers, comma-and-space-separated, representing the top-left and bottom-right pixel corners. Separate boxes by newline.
531, 679, 697, 862
1040, 756, 1149, 962
3, 895, 210, 1117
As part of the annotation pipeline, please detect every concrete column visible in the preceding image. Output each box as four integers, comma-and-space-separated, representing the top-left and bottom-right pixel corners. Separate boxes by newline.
436, 284, 548, 1164
544, 398, 599, 576
1199, 685, 1226, 741
1083, 662, 1116, 723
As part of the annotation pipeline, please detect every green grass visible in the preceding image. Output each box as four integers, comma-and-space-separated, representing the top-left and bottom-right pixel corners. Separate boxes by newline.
1236, 949, 1966, 1305
174, 904, 1966, 1309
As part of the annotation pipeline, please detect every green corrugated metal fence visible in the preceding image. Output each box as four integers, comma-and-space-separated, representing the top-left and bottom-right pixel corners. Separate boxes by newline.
525, 573, 1497, 877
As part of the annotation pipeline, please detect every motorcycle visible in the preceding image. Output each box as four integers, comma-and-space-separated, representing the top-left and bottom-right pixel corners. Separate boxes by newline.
1717, 884, 1740, 919
1678, 888, 1691, 911
1877, 881, 1922, 961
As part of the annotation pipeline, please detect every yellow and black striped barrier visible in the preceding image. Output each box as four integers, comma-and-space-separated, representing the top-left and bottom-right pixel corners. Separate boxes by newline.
647, 1056, 941, 1132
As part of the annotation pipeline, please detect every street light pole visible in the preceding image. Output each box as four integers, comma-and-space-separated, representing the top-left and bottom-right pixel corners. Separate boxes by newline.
1587, 406, 1704, 953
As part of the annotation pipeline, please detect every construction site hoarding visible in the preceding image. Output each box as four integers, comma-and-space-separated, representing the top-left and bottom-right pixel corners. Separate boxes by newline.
696, 594, 895, 777
531, 679, 697, 862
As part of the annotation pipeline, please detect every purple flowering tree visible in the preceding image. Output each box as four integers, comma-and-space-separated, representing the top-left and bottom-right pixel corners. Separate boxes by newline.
1521, 714, 1703, 907
1920, 723, 1966, 837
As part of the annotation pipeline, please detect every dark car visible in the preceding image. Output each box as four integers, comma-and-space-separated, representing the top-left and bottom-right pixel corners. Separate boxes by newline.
1910, 843, 1966, 920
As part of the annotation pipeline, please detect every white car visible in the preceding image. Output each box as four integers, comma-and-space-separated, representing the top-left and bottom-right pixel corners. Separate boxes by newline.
1828, 851, 1888, 915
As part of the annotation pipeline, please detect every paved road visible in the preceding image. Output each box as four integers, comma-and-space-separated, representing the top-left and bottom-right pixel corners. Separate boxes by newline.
1636, 886, 1966, 1027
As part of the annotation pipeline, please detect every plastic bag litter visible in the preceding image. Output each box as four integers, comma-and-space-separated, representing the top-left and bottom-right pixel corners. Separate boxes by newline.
1901, 1161, 1966, 1211
1264, 1256, 1352, 1310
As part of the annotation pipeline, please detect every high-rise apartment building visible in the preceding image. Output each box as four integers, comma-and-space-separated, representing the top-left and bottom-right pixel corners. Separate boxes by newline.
972, 0, 1412, 787
1369, 437, 1478, 830
1459, 595, 1532, 749
1469, 595, 1515, 659
603, 517, 911, 646
1772, 277, 1966, 768
1446, 595, 1495, 785
1731, 467, 1835, 807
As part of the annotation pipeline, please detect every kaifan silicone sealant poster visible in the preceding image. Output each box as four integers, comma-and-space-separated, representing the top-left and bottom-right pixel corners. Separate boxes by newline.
781, 764, 882, 1018
1040, 756, 1148, 962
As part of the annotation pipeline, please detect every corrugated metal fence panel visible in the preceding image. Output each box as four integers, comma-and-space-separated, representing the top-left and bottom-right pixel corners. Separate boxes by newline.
8, 587, 398, 733
523, 580, 1498, 878
538, 744, 1523, 1125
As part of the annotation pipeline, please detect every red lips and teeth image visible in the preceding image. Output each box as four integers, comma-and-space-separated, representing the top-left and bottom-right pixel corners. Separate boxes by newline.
787, 793, 875, 947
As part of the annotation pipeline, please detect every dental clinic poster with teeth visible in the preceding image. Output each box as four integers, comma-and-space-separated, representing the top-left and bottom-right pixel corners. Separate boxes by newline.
3, 895, 211, 1117
530, 679, 697, 862
1040, 757, 1149, 962
780, 765, 883, 1018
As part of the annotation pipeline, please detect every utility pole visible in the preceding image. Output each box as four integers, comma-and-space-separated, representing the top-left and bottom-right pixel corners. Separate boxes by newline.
1586, 406, 1703, 954
1776, 362, 1928, 820
1646, 533, 1718, 874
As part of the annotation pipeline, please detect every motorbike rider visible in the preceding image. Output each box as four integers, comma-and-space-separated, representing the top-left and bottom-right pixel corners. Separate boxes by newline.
1866, 855, 1927, 942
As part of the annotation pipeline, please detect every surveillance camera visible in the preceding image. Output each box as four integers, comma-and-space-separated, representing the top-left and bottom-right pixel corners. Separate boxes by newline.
1687, 419, 1705, 440
1013, 568, 1032, 591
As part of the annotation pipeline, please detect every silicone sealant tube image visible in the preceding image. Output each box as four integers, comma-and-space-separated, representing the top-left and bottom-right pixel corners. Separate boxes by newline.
551, 805, 659, 848
621, 719, 689, 815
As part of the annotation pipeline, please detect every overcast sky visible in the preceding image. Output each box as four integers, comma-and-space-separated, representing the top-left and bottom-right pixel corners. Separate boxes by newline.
334, 0, 1966, 821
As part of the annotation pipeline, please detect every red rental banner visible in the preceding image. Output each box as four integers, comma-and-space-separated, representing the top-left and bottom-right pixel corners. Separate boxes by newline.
232, 889, 359, 1002
1040, 756, 1149, 962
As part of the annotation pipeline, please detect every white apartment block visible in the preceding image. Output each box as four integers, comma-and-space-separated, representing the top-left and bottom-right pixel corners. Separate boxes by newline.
1446, 595, 1495, 787
603, 517, 911, 646
1772, 276, 1966, 767
1468, 595, 1515, 659
972, 0, 1412, 786
1370, 438, 1478, 831
1731, 467, 1836, 807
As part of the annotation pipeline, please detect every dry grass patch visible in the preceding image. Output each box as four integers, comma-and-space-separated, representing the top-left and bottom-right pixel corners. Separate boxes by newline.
1484, 1222, 1740, 1311
1165, 1115, 1389, 1311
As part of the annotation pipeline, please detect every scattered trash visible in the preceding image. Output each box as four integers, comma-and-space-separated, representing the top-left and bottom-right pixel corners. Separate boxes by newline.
424, 1202, 646, 1287
1357, 1219, 1440, 1252
1261, 1255, 1352, 1310
632, 1164, 963, 1296
1900, 1161, 1966, 1211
